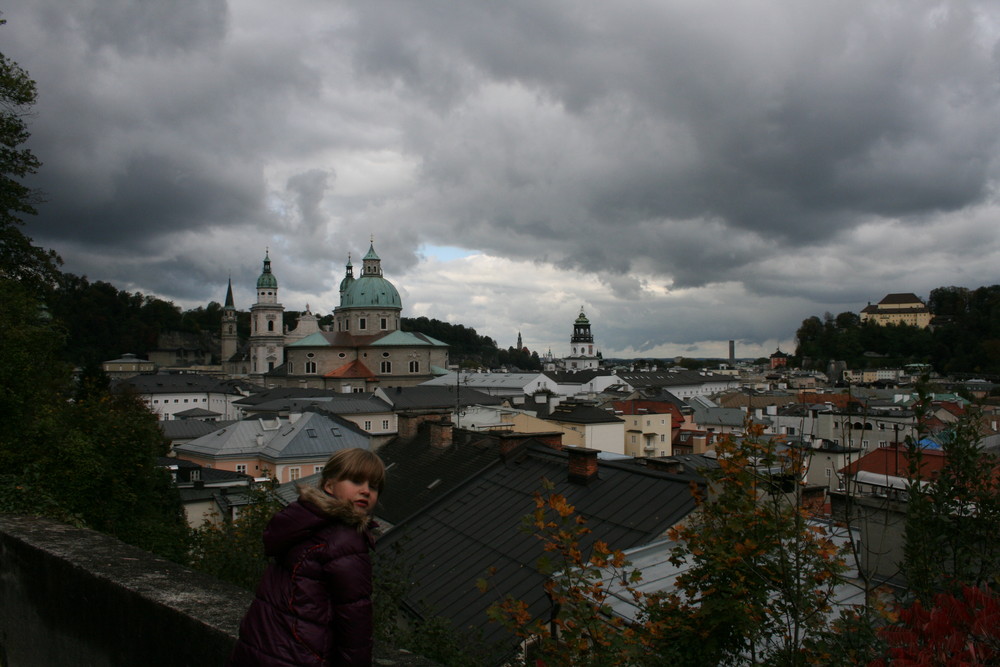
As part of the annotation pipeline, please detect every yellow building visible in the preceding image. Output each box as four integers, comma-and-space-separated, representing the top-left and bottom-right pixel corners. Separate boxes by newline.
860, 293, 931, 328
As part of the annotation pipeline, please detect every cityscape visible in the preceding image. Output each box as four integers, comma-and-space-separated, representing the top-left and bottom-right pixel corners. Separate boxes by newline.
4, 2, 1000, 665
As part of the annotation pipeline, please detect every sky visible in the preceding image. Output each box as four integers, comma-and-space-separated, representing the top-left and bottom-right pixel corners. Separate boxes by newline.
7, 1, 1000, 359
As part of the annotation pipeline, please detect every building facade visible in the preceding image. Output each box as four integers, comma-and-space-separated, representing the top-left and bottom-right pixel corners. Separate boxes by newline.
860, 293, 932, 328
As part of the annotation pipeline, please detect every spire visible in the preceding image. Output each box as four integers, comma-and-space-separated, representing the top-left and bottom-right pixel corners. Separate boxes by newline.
224, 277, 235, 309
362, 241, 382, 277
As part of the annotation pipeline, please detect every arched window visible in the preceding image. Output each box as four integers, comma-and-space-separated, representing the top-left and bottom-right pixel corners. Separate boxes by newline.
409, 361, 419, 373
267, 320, 274, 332
380, 361, 391, 374
305, 361, 317, 374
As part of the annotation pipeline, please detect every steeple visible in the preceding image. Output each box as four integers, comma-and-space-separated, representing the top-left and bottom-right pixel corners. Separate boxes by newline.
221, 277, 238, 366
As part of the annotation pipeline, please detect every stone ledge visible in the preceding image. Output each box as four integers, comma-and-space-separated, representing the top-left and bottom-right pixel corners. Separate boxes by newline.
0, 515, 435, 666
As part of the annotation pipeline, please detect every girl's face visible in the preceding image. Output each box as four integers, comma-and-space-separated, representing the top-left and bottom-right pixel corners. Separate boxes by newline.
323, 477, 378, 514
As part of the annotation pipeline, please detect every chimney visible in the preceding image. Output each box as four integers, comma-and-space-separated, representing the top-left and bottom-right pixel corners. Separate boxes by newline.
428, 420, 454, 449
565, 446, 599, 484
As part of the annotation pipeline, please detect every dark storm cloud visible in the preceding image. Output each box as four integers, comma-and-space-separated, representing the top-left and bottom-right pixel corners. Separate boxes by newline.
6, 0, 1000, 355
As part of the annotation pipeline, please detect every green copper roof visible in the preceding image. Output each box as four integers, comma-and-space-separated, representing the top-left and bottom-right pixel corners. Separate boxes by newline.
363, 243, 379, 261
287, 332, 332, 347
575, 310, 590, 325
341, 275, 401, 309
370, 331, 448, 346
257, 253, 278, 289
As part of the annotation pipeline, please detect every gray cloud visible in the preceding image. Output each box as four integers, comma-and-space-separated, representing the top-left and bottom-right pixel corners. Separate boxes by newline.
7, 0, 1000, 356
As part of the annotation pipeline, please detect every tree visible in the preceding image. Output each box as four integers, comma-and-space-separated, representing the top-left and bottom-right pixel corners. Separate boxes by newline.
903, 406, 1000, 600
0, 21, 61, 290
187, 479, 286, 589
489, 427, 850, 666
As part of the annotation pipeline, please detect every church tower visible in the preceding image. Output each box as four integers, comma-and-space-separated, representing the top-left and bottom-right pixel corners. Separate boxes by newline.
564, 307, 600, 370
249, 251, 285, 375
221, 277, 238, 365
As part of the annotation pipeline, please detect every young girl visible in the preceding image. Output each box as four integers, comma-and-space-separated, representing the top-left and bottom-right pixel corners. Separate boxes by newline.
228, 448, 386, 666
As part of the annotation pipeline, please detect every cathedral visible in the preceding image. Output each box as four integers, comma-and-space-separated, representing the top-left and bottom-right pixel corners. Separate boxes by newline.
222, 242, 450, 390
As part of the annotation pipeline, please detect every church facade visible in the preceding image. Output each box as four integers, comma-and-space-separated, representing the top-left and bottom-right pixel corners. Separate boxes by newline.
224, 242, 449, 390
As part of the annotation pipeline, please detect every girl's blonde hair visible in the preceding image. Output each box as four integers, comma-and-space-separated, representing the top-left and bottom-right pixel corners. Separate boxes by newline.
320, 448, 386, 493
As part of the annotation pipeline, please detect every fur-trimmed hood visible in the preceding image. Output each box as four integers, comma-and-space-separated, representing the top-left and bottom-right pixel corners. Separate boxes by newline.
297, 483, 372, 531
262, 483, 374, 557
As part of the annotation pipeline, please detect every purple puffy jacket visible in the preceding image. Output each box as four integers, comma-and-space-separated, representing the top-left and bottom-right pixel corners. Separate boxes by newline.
228, 485, 377, 666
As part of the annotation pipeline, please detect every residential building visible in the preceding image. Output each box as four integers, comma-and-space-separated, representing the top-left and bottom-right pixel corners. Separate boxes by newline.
173, 409, 371, 483
540, 399, 625, 454
114, 373, 248, 421
610, 399, 684, 457
615, 368, 739, 399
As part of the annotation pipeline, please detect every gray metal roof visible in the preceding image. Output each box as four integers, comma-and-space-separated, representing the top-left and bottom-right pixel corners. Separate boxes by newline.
258, 411, 369, 459
113, 373, 243, 395
377, 444, 698, 658
173, 410, 369, 461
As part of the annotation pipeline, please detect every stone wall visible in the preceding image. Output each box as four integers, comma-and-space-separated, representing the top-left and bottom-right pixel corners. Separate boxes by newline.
0, 516, 436, 667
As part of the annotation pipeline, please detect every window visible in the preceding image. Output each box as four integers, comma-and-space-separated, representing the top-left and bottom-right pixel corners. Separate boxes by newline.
364, 420, 372, 430
825, 467, 832, 478
314, 466, 323, 474
382, 419, 390, 430
289, 467, 301, 481
660, 434, 665, 442
267, 320, 274, 332
380, 361, 391, 373
631, 435, 637, 444
380, 318, 387, 330
359, 317, 367, 330
409, 360, 419, 373
236, 464, 247, 474
191, 470, 201, 481
305, 361, 317, 374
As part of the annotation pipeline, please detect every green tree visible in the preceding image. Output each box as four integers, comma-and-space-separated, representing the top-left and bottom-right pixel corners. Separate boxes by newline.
903, 407, 1000, 600
0, 23, 61, 290
187, 480, 285, 589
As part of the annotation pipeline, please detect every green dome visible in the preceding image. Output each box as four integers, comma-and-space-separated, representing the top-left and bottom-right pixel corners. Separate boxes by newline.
257, 253, 278, 289
340, 275, 401, 309
575, 310, 590, 325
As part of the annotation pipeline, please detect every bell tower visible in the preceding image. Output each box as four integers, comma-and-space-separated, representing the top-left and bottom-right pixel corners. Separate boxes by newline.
249, 250, 285, 375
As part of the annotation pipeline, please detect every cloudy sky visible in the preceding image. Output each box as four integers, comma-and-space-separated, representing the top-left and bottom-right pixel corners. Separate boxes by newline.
7, 1, 1000, 359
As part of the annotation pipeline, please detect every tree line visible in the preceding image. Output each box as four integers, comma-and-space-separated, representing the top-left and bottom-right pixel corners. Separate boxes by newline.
794, 285, 1000, 375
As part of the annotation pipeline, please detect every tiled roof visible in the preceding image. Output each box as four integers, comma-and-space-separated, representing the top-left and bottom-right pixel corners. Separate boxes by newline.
376, 433, 502, 525
544, 401, 622, 425
324, 359, 376, 379
378, 386, 503, 410
377, 444, 698, 656
879, 292, 924, 305
542, 369, 616, 384
839, 446, 946, 479
233, 387, 342, 406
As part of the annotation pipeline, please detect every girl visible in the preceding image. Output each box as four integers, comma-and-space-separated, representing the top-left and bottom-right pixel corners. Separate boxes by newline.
228, 448, 385, 666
